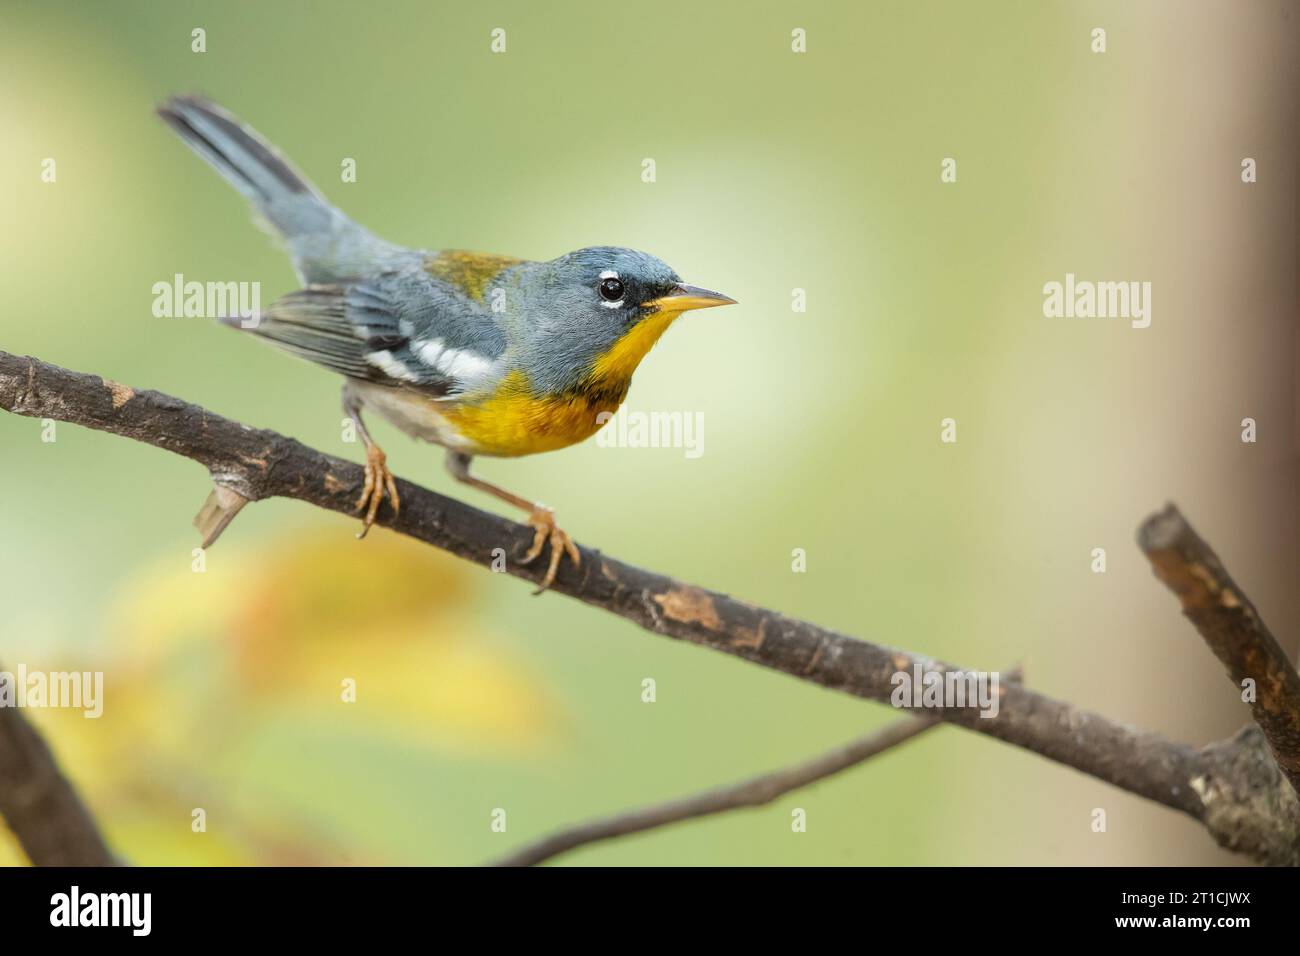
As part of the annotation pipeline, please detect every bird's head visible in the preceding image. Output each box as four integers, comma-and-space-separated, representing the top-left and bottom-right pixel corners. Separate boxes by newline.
522, 246, 735, 394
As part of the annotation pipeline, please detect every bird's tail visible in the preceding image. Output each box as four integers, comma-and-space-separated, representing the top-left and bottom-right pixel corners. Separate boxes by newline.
157, 95, 333, 239
157, 95, 414, 283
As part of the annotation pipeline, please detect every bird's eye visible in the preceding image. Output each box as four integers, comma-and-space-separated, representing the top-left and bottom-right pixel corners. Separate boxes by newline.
598, 277, 625, 302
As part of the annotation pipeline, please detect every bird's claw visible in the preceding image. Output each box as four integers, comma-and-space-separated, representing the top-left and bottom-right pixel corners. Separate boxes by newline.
520, 506, 580, 594
354, 443, 399, 538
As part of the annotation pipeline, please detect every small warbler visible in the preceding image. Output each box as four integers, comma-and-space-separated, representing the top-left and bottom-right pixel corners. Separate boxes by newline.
158, 96, 735, 591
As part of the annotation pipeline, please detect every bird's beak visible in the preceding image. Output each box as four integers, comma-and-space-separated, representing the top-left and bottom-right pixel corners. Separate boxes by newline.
647, 284, 737, 312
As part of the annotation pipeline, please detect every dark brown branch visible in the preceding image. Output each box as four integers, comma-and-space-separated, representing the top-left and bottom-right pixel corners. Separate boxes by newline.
1140, 504, 1300, 799
493, 665, 1024, 868
0, 672, 115, 865
493, 713, 947, 867
2, 350, 1297, 864
494, 719, 939, 867
495, 665, 1021, 866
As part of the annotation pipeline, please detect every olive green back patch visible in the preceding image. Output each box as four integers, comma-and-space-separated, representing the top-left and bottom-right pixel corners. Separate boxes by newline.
425, 250, 523, 302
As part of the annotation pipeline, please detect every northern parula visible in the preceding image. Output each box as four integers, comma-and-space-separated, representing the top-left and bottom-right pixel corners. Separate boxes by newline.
157, 96, 735, 591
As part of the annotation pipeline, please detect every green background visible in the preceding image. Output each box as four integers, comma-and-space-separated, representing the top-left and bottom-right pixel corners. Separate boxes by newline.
1, 0, 1295, 864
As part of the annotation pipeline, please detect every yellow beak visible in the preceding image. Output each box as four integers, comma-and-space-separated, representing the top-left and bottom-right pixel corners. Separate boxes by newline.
646, 283, 737, 313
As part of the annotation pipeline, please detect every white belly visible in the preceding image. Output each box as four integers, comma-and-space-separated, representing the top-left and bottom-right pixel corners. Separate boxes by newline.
346, 380, 478, 452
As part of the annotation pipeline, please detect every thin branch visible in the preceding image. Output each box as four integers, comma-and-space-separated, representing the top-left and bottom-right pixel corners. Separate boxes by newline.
493, 713, 962, 866
0, 671, 115, 865
2, 350, 1297, 864
497, 667, 1021, 866
1139, 504, 1300, 799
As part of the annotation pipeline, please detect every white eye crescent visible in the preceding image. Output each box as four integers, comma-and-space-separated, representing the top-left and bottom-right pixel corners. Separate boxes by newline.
597, 270, 625, 308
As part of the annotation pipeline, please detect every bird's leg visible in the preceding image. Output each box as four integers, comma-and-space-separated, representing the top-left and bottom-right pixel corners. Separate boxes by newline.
343, 388, 399, 538
445, 451, 580, 594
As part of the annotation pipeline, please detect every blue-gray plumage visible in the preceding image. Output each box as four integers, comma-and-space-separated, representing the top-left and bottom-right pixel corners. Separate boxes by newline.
158, 95, 735, 591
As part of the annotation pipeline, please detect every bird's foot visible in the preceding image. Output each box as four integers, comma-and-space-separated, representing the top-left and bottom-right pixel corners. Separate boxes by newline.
354, 443, 400, 538
520, 505, 580, 594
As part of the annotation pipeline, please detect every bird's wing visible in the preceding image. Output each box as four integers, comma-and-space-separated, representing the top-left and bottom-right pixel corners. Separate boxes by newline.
243, 268, 509, 397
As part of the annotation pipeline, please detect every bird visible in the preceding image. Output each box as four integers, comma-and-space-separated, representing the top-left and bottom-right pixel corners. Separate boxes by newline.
156, 95, 735, 592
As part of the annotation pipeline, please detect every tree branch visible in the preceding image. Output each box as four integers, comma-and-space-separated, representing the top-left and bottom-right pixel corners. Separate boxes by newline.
1139, 504, 1300, 799
492, 713, 942, 867
0, 671, 115, 865
2, 350, 1297, 864
495, 666, 1023, 866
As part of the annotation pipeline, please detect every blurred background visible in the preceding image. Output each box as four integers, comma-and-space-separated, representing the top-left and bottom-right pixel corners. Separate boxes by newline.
0, 0, 1295, 865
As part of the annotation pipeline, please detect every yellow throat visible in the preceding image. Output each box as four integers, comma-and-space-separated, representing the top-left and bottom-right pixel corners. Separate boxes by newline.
586, 308, 685, 387
441, 310, 686, 458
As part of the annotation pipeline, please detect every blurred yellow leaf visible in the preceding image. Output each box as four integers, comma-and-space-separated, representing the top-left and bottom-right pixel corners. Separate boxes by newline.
10, 524, 561, 864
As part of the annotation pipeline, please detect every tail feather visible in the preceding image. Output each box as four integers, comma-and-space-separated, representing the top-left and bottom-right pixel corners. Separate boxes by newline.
157, 95, 321, 202
157, 94, 333, 240
159, 94, 426, 284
